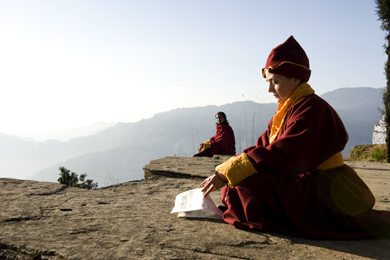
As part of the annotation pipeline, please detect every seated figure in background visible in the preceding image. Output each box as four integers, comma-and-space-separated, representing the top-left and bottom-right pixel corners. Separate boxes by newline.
194, 112, 236, 157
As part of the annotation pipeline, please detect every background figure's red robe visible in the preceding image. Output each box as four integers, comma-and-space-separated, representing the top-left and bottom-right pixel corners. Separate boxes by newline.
195, 124, 236, 157
220, 94, 390, 239
209, 124, 236, 155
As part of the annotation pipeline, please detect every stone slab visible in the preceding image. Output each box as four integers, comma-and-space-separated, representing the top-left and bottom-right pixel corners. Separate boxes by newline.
0, 157, 390, 259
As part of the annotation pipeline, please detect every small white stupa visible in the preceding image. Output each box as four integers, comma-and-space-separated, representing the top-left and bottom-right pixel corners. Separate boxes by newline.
372, 115, 387, 144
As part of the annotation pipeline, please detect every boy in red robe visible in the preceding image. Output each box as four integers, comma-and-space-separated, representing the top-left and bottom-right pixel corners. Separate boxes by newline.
199, 36, 390, 239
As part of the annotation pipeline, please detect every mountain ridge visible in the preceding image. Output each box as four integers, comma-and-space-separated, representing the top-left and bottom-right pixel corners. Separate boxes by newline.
0, 87, 384, 186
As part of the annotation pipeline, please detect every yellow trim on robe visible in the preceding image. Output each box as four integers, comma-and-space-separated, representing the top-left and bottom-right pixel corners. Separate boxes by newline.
215, 153, 257, 187
269, 82, 315, 143
262, 61, 311, 78
215, 151, 344, 187
316, 152, 344, 171
199, 140, 210, 152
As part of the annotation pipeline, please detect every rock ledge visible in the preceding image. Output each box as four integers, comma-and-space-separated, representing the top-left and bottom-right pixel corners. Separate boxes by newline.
1, 157, 390, 259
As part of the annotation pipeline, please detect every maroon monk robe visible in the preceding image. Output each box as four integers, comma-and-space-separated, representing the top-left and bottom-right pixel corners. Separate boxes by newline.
220, 94, 390, 239
209, 124, 236, 156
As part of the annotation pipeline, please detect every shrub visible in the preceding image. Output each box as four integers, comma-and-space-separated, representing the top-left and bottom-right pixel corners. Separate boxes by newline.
371, 146, 387, 162
57, 167, 98, 189
348, 144, 387, 163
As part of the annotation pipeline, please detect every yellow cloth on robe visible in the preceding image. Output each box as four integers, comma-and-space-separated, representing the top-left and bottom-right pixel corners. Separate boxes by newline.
316, 152, 344, 171
269, 82, 314, 143
199, 140, 210, 152
215, 153, 257, 187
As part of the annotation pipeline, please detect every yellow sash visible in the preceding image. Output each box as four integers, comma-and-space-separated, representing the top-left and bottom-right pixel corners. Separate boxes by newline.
269, 82, 314, 143
316, 152, 344, 170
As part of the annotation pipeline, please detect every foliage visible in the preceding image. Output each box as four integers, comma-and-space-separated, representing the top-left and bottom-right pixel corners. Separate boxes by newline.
371, 145, 387, 162
348, 144, 387, 163
57, 166, 98, 189
375, 0, 390, 162
349, 147, 364, 159
376, 0, 390, 31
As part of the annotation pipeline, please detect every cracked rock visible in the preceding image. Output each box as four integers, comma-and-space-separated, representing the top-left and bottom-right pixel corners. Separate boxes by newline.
1, 158, 390, 259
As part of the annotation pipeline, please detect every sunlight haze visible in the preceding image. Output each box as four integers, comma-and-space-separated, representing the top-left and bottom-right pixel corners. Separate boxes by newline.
0, 0, 386, 140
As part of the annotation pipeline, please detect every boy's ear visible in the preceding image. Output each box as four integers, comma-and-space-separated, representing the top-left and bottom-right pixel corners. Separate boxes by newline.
293, 78, 302, 87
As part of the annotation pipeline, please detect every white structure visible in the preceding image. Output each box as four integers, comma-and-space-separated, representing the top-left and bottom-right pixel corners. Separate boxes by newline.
372, 115, 387, 144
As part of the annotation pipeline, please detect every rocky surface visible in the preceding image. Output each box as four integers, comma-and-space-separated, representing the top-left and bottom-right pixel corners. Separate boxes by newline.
1, 156, 390, 260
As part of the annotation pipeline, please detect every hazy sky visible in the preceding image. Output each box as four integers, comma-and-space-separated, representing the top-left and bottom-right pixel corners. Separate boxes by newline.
0, 0, 386, 139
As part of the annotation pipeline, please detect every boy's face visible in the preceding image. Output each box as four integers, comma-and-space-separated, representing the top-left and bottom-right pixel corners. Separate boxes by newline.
265, 71, 300, 103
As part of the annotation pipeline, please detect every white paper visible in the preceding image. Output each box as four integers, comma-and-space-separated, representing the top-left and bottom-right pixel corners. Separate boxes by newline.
176, 210, 222, 219
170, 188, 223, 219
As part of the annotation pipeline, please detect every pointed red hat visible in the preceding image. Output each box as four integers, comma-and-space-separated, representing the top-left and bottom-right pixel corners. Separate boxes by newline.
261, 36, 311, 82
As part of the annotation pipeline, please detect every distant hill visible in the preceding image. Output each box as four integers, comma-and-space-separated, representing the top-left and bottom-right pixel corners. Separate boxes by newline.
321, 87, 383, 110
0, 87, 383, 187
28, 122, 117, 142
321, 87, 384, 155
28, 101, 278, 186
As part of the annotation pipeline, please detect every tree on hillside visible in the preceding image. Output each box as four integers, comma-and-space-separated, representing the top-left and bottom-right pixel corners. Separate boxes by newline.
58, 166, 78, 187
58, 166, 98, 189
376, 0, 390, 161
77, 173, 99, 190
